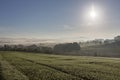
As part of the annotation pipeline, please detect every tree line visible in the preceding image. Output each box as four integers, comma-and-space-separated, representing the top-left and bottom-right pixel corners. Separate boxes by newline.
0, 42, 81, 54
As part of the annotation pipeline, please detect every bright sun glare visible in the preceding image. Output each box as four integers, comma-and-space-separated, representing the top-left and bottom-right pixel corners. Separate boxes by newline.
90, 5, 97, 19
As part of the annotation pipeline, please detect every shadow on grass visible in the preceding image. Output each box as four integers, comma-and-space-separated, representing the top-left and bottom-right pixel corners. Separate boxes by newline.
0, 63, 5, 80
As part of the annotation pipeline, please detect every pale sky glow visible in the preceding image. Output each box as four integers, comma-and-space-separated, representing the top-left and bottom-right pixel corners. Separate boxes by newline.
0, 0, 120, 42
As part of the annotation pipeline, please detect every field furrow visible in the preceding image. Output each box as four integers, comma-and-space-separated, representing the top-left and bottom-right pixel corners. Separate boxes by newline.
9, 52, 120, 80
18, 57, 89, 80
0, 54, 29, 80
17, 55, 120, 80
0, 51, 120, 80
2, 53, 82, 80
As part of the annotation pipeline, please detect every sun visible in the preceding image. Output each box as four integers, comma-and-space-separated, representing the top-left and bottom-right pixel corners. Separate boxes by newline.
90, 5, 97, 19
90, 10, 96, 18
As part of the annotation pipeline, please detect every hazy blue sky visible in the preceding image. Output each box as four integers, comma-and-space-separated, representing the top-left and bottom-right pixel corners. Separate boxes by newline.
0, 0, 120, 41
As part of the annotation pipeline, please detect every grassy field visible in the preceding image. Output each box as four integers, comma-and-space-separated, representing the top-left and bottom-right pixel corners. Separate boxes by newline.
0, 51, 120, 80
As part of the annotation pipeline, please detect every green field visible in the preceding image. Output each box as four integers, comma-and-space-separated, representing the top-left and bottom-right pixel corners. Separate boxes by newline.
0, 51, 120, 80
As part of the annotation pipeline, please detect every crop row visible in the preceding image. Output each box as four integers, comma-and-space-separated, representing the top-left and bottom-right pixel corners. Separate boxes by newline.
8, 52, 120, 80
1, 53, 81, 80
1, 51, 120, 80
0, 54, 29, 80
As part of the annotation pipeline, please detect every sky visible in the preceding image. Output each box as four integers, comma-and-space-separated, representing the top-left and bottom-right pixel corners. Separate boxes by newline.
0, 0, 120, 41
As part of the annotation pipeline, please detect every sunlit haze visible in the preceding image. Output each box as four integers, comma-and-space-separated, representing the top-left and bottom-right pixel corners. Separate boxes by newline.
0, 0, 120, 42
